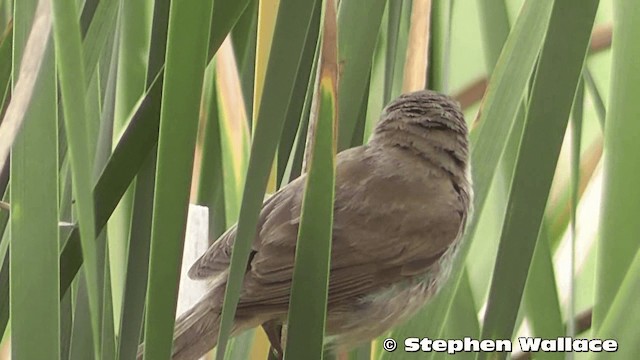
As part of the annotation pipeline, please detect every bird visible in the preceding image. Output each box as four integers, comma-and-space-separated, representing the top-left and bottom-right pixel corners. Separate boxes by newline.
142, 89, 472, 360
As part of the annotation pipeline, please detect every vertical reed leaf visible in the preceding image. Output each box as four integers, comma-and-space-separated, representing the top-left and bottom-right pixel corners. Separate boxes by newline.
10, 1, 59, 358
215, 0, 320, 356
284, 0, 337, 357
593, 0, 640, 331
336, 0, 386, 150
592, 248, 640, 358
141, 0, 214, 357
478, 0, 599, 355
109, 0, 152, 328
51, 0, 102, 353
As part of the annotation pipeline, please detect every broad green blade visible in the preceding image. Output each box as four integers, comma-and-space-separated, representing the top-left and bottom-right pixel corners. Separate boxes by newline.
116, 150, 156, 360
477, 0, 510, 72
214, 0, 321, 357
389, 3, 411, 99
477, 0, 599, 356
113, 0, 165, 345
230, 0, 258, 119
79, 59, 115, 360
468, 0, 552, 217
567, 78, 584, 339
348, 80, 369, 147
591, 248, 640, 359
593, 0, 640, 332
60, 281, 73, 359
286, 54, 317, 185
146, 0, 170, 83
0, 23, 11, 108
0, 1, 51, 180
336, 0, 386, 151
208, 0, 252, 60
284, 0, 337, 357
196, 64, 227, 239
362, 24, 385, 143
215, 51, 251, 225
109, 0, 153, 332
522, 224, 564, 360
51, 0, 103, 354
210, 51, 257, 358
79, 0, 99, 35
441, 270, 480, 360
383, 0, 402, 104
69, 273, 96, 360
141, 0, 215, 357
427, 0, 452, 92
100, 256, 116, 359
114, 0, 151, 129
90, 27, 120, 357
82, 0, 118, 86
276, 2, 321, 187
10, 2, 59, 357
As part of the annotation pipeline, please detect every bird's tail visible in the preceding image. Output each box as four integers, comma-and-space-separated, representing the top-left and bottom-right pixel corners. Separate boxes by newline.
136, 299, 220, 360
136, 297, 259, 360
171, 299, 221, 360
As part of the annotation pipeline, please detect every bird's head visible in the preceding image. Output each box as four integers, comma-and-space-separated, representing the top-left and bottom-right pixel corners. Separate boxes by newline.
374, 90, 467, 138
369, 90, 469, 172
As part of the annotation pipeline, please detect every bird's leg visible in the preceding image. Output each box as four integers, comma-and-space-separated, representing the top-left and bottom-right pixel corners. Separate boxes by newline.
262, 321, 284, 360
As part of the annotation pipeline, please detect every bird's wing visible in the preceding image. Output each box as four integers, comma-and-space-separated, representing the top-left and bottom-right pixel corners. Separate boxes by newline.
187, 174, 305, 280
189, 145, 467, 311
240, 146, 466, 310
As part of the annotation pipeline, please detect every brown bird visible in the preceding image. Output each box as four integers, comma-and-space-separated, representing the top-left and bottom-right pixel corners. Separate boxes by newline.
150, 90, 472, 360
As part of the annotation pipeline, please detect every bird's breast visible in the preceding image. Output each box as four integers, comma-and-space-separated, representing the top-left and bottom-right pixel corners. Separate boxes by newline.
325, 247, 456, 350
